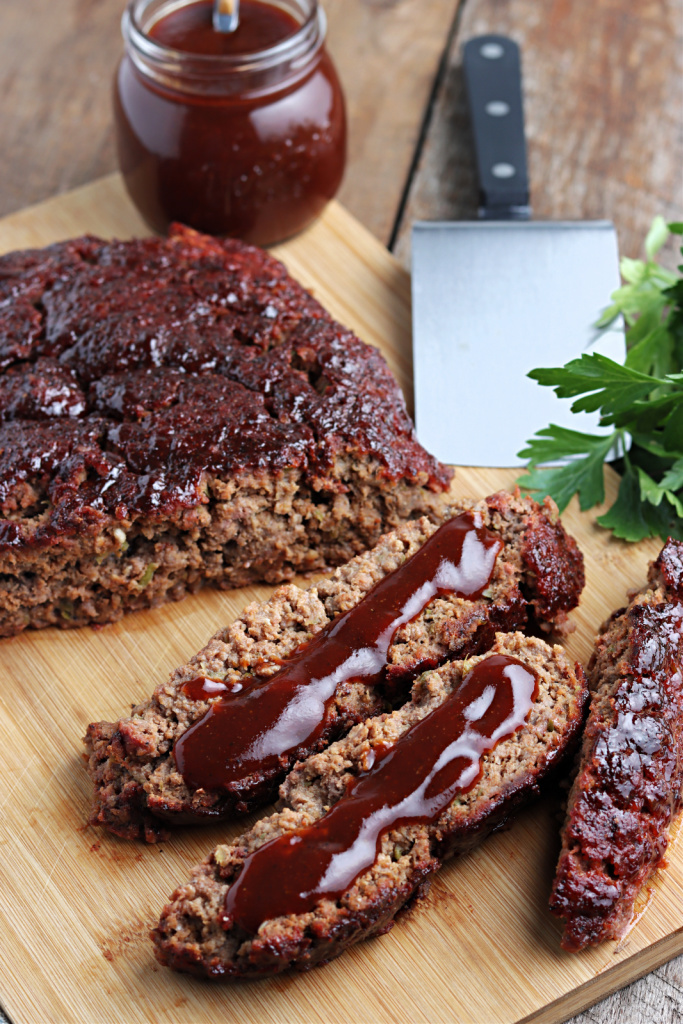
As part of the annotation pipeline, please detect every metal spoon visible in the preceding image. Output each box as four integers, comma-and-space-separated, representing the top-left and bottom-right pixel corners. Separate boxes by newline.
213, 0, 239, 33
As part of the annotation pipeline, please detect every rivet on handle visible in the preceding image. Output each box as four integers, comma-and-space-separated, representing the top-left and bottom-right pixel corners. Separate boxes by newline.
485, 101, 510, 116
480, 42, 504, 58
492, 163, 516, 178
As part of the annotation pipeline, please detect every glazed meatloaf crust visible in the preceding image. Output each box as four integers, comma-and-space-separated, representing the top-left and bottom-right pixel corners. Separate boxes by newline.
550, 538, 683, 951
85, 490, 585, 843
0, 224, 451, 636
151, 633, 588, 978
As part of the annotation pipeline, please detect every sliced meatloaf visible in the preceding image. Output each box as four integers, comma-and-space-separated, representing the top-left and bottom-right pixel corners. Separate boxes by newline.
550, 538, 683, 951
0, 223, 451, 636
85, 490, 585, 842
151, 632, 588, 978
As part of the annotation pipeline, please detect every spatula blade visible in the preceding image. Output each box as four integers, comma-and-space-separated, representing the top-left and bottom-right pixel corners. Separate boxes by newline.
411, 220, 623, 467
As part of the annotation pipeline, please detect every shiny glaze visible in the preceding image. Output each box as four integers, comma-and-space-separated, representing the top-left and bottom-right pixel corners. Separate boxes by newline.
175, 512, 503, 790
0, 229, 451, 549
115, 0, 346, 242
591, 600, 683, 810
551, 543, 683, 950
653, 537, 683, 601
183, 677, 235, 699
221, 653, 538, 934
520, 510, 585, 621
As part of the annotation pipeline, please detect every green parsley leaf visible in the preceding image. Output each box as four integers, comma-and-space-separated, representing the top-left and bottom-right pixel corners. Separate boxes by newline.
518, 217, 683, 542
637, 465, 666, 506
645, 216, 670, 260
629, 432, 683, 462
518, 427, 617, 512
662, 402, 683, 452
529, 352, 667, 418
660, 457, 683, 492
517, 423, 616, 462
596, 460, 672, 541
667, 490, 683, 519
625, 323, 674, 378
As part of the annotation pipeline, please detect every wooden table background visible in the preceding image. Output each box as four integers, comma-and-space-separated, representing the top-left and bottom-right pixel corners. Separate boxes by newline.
0, 1, 682, 1021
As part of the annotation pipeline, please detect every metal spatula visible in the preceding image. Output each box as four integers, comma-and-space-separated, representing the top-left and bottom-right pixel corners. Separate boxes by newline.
411, 35, 624, 467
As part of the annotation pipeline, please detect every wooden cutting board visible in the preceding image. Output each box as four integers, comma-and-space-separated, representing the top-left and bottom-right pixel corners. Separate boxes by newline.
0, 176, 680, 1024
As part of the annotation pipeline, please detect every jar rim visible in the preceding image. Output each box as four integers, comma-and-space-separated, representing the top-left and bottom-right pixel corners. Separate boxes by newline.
124, 0, 323, 75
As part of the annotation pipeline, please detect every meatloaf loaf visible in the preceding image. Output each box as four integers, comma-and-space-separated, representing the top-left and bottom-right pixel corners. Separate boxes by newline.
85, 490, 585, 843
0, 224, 451, 636
550, 538, 683, 951
151, 632, 588, 978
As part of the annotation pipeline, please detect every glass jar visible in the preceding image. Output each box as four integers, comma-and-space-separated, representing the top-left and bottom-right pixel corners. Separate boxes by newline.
115, 0, 346, 245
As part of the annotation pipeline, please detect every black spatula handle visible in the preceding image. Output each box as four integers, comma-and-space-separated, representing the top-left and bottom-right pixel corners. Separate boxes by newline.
463, 35, 531, 220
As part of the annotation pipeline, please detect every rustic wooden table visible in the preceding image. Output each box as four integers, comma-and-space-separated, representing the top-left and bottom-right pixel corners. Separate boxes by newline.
0, 1, 682, 1022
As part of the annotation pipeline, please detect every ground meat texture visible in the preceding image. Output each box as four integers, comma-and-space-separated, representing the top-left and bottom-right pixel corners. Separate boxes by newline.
151, 632, 587, 978
84, 490, 585, 843
550, 538, 683, 951
0, 225, 451, 636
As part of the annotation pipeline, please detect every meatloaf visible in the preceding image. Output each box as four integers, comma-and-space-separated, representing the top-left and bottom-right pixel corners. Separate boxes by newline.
550, 538, 683, 951
0, 223, 451, 636
85, 490, 585, 843
151, 632, 588, 978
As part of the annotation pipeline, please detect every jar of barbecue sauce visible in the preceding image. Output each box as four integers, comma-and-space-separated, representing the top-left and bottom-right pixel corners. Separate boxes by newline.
115, 0, 346, 245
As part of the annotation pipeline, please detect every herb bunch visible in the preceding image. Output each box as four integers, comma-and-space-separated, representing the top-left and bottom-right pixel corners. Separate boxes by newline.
517, 218, 683, 542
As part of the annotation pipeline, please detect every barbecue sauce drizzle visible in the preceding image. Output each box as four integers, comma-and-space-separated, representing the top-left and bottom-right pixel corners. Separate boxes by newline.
221, 652, 538, 934
175, 511, 503, 791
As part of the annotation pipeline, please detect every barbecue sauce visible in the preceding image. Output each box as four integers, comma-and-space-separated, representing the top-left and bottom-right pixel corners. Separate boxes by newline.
115, 0, 346, 243
175, 512, 503, 790
150, 0, 295, 55
221, 653, 538, 934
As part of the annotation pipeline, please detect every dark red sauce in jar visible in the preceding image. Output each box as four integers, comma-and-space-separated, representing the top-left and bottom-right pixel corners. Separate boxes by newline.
115, 0, 346, 244
151, 0, 295, 55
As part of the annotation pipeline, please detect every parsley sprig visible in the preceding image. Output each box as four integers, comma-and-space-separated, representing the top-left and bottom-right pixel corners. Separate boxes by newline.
517, 217, 683, 542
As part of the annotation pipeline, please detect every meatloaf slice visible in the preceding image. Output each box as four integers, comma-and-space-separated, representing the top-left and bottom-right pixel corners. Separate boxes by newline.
85, 490, 585, 843
151, 632, 588, 978
0, 224, 451, 636
550, 538, 683, 951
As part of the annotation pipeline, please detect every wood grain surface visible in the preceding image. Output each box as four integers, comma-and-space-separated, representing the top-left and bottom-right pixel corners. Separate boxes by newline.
393, 0, 683, 269
572, 957, 683, 1024
2, 0, 679, 258
1, 177, 683, 1024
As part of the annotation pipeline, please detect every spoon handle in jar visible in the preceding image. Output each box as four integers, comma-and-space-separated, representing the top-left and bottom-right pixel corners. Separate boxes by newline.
213, 0, 240, 33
